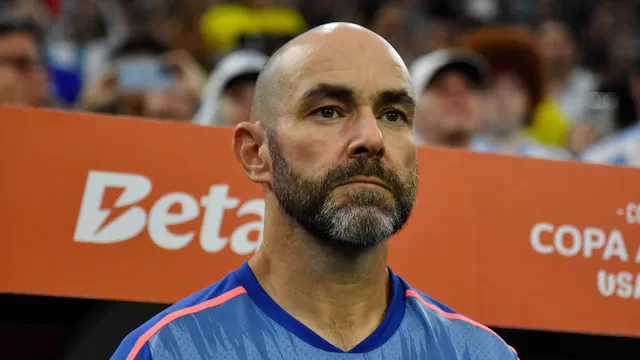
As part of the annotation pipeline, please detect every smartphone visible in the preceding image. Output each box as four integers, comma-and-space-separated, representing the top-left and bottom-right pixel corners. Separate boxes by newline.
116, 56, 176, 93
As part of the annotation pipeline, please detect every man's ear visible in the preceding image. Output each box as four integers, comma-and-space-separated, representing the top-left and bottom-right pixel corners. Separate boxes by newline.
232, 122, 272, 184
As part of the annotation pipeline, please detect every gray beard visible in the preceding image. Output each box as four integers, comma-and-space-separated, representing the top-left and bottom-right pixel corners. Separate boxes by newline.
314, 197, 399, 249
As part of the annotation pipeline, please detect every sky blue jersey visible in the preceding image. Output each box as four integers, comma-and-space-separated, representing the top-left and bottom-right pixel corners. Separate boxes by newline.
111, 262, 518, 360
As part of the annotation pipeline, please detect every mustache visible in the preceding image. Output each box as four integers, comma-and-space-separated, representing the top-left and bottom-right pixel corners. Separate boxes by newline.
322, 157, 405, 191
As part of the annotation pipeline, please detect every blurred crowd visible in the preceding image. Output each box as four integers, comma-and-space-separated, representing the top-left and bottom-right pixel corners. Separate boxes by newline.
2, 0, 640, 166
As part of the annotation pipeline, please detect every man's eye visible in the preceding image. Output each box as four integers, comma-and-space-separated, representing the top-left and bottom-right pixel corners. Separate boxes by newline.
311, 107, 341, 119
381, 109, 407, 123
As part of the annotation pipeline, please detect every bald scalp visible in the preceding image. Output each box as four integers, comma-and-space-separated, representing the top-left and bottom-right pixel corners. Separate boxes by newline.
250, 22, 408, 129
250, 45, 290, 127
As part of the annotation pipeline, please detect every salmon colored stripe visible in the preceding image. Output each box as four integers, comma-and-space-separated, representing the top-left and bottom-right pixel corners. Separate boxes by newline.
406, 290, 520, 359
125, 286, 247, 360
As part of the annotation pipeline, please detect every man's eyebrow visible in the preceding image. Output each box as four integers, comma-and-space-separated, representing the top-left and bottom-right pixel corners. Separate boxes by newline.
375, 89, 416, 112
299, 84, 356, 107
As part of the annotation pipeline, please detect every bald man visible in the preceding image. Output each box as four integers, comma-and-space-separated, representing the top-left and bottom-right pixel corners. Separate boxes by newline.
111, 23, 518, 360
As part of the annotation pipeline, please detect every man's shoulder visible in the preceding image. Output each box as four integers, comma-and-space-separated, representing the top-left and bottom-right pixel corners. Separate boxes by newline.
110, 271, 247, 360
403, 286, 518, 359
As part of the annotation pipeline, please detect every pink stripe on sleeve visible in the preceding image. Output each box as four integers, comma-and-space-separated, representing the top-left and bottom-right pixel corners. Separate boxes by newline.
406, 290, 520, 359
125, 286, 247, 360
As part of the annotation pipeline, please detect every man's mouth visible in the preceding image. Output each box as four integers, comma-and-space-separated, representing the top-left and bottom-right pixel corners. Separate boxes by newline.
337, 176, 391, 191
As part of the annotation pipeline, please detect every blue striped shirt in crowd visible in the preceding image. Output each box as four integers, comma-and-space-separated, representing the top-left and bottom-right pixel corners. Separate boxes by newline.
580, 124, 640, 167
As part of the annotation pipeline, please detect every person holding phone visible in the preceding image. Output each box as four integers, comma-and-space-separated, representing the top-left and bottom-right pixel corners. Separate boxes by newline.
79, 32, 206, 121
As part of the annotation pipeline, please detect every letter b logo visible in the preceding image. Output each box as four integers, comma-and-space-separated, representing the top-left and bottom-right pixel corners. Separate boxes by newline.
74, 171, 151, 244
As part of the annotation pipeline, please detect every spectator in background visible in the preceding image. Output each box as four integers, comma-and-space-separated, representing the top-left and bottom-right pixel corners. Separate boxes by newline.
409, 48, 488, 148
46, 0, 127, 106
580, 60, 640, 167
582, 2, 619, 75
458, 25, 571, 160
199, 0, 307, 56
11, 0, 53, 30
123, 0, 212, 72
538, 19, 599, 126
369, 0, 432, 62
0, 19, 49, 107
604, 30, 637, 83
79, 33, 205, 121
192, 49, 267, 126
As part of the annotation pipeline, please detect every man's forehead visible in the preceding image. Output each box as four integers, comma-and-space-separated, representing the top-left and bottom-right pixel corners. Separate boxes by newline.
289, 49, 411, 100
300, 40, 405, 71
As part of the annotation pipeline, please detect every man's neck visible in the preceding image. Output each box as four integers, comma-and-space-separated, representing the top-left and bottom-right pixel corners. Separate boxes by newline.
249, 199, 392, 351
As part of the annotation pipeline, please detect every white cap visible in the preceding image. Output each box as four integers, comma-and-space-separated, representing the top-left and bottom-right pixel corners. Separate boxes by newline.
409, 48, 490, 98
211, 49, 268, 93
192, 49, 269, 126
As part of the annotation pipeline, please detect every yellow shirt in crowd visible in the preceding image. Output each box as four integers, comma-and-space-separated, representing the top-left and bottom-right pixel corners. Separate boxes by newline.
527, 98, 571, 147
200, 3, 308, 53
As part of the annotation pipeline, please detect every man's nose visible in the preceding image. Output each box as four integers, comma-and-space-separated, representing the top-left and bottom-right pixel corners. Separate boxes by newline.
346, 108, 385, 158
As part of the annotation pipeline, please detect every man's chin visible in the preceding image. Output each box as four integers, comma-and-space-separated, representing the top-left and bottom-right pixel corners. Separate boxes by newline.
317, 230, 390, 254
318, 208, 397, 246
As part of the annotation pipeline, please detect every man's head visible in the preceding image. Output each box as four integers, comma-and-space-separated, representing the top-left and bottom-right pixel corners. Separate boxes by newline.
409, 49, 488, 147
193, 49, 267, 126
0, 19, 46, 107
458, 26, 546, 136
233, 23, 418, 251
63, 0, 106, 43
537, 20, 577, 77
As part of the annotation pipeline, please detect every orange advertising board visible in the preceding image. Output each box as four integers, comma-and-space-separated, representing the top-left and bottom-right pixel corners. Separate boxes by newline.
1, 107, 639, 338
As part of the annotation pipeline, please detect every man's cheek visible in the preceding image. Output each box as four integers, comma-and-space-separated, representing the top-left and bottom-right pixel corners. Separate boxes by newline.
287, 138, 329, 166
